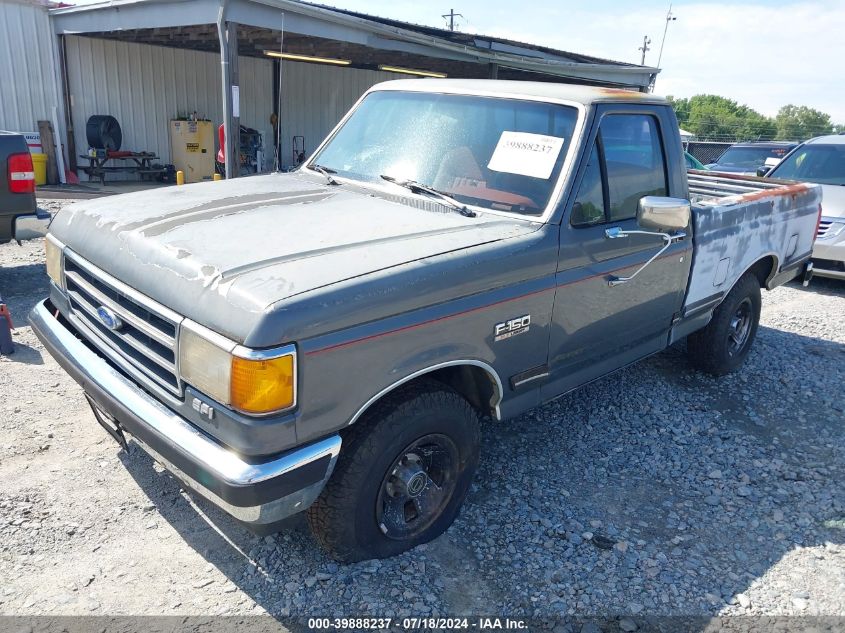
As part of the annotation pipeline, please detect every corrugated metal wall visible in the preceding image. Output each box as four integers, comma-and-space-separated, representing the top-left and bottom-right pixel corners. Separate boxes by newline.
63, 36, 411, 177
278, 61, 408, 166
65, 35, 273, 177
0, 0, 62, 135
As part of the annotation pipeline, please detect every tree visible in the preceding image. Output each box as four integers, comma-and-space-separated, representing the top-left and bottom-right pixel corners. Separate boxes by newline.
667, 94, 775, 142
775, 105, 834, 141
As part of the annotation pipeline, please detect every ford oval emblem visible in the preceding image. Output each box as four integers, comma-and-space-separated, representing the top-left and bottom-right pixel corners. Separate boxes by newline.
96, 306, 123, 331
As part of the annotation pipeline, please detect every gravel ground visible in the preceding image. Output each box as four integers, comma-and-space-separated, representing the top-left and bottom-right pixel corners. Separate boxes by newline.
1, 200, 844, 625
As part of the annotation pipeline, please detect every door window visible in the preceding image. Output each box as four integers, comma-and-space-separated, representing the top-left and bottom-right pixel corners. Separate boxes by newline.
570, 143, 605, 226
571, 114, 669, 227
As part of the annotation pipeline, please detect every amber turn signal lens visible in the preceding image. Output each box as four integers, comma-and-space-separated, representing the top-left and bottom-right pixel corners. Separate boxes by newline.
230, 353, 295, 414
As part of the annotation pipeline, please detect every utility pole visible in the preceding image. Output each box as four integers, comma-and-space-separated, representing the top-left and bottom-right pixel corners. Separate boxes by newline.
442, 8, 463, 31
638, 35, 651, 66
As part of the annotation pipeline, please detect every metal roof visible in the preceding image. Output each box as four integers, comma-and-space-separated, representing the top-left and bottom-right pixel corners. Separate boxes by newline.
308, 2, 644, 69
371, 79, 669, 105
49, 0, 658, 90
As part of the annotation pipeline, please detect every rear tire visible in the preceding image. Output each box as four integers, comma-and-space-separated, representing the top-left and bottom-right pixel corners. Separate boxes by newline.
688, 272, 761, 376
306, 379, 480, 562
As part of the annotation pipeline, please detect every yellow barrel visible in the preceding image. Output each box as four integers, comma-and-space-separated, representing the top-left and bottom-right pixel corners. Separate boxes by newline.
31, 153, 47, 186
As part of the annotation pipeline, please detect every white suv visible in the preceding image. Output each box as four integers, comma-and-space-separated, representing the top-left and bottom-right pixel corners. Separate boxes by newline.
767, 134, 845, 280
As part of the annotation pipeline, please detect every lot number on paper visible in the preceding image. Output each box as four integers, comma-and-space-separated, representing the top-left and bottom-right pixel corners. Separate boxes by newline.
487, 131, 564, 179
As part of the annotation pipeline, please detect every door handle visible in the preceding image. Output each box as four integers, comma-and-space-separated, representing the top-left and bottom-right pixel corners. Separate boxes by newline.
604, 228, 687, 287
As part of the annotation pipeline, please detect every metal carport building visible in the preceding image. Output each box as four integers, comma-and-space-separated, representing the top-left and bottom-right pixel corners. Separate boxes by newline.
47, 0, 659, 178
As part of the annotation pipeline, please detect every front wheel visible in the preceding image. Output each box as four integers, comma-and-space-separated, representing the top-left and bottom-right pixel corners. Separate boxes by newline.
306, 380, 480, 562
687, 272, 762, 376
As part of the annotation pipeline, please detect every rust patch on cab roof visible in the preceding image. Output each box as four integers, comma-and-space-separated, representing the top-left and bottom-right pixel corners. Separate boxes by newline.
597, 87, 649, 98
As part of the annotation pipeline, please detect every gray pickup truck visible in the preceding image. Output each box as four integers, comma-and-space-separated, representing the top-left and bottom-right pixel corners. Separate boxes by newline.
30, 80, 820, 562
0, 131, 50, 244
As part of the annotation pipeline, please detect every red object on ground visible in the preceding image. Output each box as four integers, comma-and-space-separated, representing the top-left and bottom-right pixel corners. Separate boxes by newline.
217, 124, 225, 163
0, 304, 13, 355
65, 169, 79, 184
0, 304, 13, 330
7, 152, 35, 194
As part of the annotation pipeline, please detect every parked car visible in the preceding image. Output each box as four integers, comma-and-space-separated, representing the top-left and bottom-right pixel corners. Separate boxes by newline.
30, 80, 820, 562
764, 134, 845, 280
707, 141, 797, 175
0, 131, 49, 243
684, 151, 708, 170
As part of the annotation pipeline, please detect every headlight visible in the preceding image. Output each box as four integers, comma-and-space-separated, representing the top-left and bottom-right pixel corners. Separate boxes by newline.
44, 234, 64, 286
178, 321, 297, 415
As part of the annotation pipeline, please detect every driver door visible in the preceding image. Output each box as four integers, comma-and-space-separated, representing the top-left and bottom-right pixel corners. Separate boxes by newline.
542, 106, 692, 400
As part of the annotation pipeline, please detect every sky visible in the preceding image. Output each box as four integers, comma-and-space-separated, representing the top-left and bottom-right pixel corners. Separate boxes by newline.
312, 0, 845, 123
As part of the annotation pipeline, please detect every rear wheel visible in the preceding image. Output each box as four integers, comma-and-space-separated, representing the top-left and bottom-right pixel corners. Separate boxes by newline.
306, 380, 480, 562
688, 272, 761, 376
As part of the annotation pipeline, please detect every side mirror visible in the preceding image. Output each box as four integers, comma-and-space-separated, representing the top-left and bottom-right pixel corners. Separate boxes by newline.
637, 196, 691, 231
756, 166, 769, 178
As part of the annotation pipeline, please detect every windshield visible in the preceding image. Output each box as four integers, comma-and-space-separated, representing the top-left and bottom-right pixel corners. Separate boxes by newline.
769, 144, 845, 185
714, 146, 791, 168
310, 90, 580, 215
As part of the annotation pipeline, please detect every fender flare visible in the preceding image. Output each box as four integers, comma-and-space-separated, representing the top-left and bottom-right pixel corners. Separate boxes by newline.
346, 359, 504, 426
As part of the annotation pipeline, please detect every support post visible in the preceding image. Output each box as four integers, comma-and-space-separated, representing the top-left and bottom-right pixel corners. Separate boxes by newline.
226, 22, 240, 177
37, 120, 59, 185
488, 63, 499, 79
58, 34, 77, 174
217, 3, 240, 179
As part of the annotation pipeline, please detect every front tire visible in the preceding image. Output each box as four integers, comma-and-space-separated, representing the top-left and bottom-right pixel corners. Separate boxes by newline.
688, 272, 761, 376
306, 380, 481, 562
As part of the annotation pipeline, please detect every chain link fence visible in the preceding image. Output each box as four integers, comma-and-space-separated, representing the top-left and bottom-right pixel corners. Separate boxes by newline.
685, 141, 733, 165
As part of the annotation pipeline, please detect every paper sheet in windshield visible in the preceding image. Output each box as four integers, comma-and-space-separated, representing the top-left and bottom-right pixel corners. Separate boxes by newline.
487, 131, 564, 179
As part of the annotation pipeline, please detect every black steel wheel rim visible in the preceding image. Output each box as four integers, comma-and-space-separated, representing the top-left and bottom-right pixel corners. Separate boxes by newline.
727, 297, 753, 356
376, 434, 459, 540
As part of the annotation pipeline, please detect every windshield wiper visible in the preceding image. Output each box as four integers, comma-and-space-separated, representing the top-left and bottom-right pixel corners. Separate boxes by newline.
380, 175, 476, 218
307, 163, 340, 186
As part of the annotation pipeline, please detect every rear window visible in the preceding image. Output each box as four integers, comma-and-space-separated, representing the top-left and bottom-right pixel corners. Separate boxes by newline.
715, 146, 792, 168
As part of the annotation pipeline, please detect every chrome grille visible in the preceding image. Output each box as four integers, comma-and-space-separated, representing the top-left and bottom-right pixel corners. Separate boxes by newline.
817, 218, 834, 238
63, 250, 183, 397
817, 217, 845, 240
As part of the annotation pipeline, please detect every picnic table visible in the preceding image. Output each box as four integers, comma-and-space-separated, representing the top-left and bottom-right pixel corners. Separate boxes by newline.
80, 151, 165, 185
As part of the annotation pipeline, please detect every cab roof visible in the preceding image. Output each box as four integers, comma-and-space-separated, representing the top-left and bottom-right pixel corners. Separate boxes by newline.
369, 79, 668, 106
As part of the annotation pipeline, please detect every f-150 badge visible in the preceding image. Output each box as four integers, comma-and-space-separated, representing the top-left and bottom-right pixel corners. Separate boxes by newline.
494, 315, 531, 341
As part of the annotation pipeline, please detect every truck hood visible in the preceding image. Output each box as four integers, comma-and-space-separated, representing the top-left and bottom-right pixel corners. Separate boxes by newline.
50, 173, 536, 341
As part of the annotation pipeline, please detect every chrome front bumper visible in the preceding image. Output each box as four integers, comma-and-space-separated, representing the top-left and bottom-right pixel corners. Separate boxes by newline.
812, 233, 845, 280
28, 299, 340, 528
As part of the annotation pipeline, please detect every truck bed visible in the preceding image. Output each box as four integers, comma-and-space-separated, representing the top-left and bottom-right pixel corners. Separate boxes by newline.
684, 169, 822, 314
